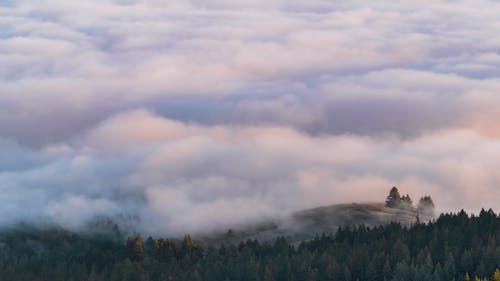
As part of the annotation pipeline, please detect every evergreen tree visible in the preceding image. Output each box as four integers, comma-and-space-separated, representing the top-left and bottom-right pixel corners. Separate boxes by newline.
385, 187, 401, 208
5, 208, 500, 281
400, 194, 413, 210
418, 196, 435, 217
263, 265, 275, 281
344, 265, 352, 281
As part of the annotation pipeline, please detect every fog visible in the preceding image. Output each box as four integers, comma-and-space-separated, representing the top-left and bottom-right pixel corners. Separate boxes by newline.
0, 110, 499, 235
1, 0, 500, 235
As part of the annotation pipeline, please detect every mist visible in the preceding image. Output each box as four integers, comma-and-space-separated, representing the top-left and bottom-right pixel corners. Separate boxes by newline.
1, 0, 500, 236
0, 109, 499, 236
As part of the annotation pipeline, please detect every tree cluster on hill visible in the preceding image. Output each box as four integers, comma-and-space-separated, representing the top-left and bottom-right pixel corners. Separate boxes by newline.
385, 186, 435, 216
2, 209, 500, 280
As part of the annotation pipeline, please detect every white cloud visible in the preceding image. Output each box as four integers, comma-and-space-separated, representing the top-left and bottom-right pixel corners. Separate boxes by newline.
1, 0, 500, 234
0, 111, 499, 235
2, 0, 500, 145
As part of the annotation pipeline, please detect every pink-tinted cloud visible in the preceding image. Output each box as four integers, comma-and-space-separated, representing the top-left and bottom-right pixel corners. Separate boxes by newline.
1, 0, 500, 234
2, 0, 500, 144
1, 110, 500, 235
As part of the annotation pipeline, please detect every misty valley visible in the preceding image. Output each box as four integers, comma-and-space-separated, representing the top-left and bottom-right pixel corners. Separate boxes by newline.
3, 0, 500, 280
2, 188, 500, 281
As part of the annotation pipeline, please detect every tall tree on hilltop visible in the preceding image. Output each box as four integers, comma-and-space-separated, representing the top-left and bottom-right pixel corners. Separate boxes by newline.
400, 194, 413, 210
385, 186, 401, 208
417, 196, 435, 217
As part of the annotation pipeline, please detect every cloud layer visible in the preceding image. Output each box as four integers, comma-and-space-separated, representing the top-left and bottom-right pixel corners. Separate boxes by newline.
1, 0, 500, 235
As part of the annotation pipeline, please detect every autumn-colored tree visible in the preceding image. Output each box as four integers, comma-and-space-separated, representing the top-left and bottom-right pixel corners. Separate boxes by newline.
183, 234, 194, 249
492, 268, 500, 281
126, 235, 144, 262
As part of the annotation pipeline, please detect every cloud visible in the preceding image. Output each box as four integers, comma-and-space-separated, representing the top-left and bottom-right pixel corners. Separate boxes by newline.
1, 0, 500, 145
0, 110, 499, 235
1, 0, 500, 234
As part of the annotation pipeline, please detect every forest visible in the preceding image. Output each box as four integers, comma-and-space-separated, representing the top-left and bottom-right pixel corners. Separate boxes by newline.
2, 209, 500, 281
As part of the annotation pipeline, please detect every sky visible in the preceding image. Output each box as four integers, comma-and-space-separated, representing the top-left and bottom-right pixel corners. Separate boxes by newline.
1, 0, 500, 235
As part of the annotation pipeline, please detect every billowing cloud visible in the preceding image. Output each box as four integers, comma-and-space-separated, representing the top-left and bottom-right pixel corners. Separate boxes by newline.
1, 110, 500, 235
1, 0, 500, 234
2, 0, 500, 144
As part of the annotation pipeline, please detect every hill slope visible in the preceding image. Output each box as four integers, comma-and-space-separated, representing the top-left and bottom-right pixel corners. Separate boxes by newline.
202, 202, 432, 244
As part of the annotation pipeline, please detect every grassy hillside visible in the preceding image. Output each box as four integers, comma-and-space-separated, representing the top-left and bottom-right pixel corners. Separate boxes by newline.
201, 202, 433, 244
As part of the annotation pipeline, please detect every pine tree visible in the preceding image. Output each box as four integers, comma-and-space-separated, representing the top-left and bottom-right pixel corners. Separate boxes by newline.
418, 196, 435, 217
385, 187, 401, 208
344, 265, 352, 281
400, 194, 413, 210
263, 265, 276, 281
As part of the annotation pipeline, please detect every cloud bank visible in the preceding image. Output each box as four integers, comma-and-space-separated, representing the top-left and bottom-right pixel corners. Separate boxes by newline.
1, 0, 500, 235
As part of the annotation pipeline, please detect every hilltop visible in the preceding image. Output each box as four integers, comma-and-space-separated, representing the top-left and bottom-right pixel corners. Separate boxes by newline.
201, 187, 435, 244
202, 202, 432, 245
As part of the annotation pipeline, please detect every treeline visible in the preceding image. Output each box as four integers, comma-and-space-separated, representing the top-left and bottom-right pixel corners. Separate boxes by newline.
385, 186, 435, 217
3, 210, 500, 281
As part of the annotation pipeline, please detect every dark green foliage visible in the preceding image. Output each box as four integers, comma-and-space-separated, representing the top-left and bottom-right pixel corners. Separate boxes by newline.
385, 187, 435, 215
3, 210, 500, 280
385, 186, 401, 208
400, 194, 413, 210
418, 196, 436, 217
